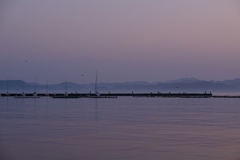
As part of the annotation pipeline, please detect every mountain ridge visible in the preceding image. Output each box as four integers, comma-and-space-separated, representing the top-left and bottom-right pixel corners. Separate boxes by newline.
1, 78, 240, 93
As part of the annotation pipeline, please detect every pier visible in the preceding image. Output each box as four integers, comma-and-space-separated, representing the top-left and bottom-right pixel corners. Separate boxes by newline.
1, 92, 240, 98
0, 92, 213, 98
212, 95, 240, 98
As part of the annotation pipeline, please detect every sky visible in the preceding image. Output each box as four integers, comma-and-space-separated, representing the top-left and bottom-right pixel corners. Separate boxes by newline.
1, 0, 240, 84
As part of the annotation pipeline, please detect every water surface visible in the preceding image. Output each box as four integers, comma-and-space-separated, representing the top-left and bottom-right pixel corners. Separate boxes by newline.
1, 97, 240, 160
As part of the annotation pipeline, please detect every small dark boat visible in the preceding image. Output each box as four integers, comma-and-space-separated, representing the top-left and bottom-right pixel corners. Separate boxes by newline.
52, 95, 80, 99
15, 96, 40, 98
89, 95, 117, 98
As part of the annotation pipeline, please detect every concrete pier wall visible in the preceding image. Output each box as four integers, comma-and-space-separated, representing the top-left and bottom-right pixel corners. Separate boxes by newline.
0, 92, 213, 98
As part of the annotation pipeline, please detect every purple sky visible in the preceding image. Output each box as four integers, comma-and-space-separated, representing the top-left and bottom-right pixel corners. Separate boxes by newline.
1, 0, 240, 84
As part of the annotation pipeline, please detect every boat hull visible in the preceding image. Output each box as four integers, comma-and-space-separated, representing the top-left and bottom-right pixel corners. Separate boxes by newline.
14, 96, 40, 98
52, 96, 80, 99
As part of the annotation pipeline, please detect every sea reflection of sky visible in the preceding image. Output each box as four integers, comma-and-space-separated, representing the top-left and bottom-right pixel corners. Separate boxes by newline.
1, 97, 240, 160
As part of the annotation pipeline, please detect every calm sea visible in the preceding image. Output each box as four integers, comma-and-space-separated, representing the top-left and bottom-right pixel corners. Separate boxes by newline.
1, 96, 240, 160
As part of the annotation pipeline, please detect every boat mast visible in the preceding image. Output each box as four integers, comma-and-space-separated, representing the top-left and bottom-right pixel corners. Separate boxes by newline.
35, 76, 36, 93
64, 78, 67, 96
46, 80, 48, 94
7, 78, 8, 93
22, 77, 24, 93
65, 78, 66, 92
95, 70, 98, 94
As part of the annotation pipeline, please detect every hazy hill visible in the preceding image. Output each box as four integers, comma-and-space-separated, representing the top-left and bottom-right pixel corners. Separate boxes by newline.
0, 78, 240, 93
222, 78, 240, 89
165, 77, 203, 84
0, 80, 32, 92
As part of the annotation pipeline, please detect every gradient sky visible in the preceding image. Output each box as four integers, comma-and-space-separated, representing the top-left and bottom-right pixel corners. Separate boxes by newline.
1, 0, 240, 84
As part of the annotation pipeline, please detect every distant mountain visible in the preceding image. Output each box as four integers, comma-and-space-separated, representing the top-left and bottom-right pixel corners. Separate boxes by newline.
1, 78, 240, 93
209, 80, 223, 84
56, 82, 80, 87
46, 82, 85, 92
152, 81, 235, 92
222, 78, 240, 89
165, 77, 203, 84
28, 82, 43, 86
123, 81, 150, 85
0, 80, 32, 92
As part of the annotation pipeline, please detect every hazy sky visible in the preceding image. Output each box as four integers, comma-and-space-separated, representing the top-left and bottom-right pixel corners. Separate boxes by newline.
1, 0, 240, 84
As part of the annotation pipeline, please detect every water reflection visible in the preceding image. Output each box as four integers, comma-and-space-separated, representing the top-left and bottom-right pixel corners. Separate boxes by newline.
34, 98, 36, 119
21, 98, 24, 118
64, 98, 67, 119
6, 97, 9, 119
95, 99, 98, 122
45, 97, 49, 118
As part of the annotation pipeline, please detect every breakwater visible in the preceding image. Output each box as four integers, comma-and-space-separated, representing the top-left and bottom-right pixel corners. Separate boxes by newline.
1, 92, 213, 98
2, 92, 240, 98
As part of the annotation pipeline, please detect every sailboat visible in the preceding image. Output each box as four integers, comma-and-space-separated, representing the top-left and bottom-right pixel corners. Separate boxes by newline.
90, 70, 117, 98
95, 70, 100, 96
